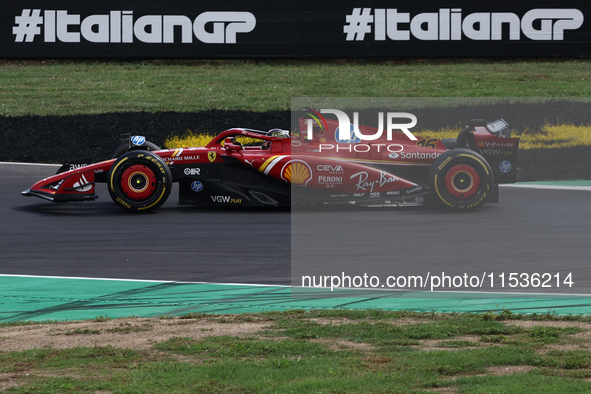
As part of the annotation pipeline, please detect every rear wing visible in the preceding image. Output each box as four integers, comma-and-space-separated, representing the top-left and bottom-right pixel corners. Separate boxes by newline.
458, 119, 520, 184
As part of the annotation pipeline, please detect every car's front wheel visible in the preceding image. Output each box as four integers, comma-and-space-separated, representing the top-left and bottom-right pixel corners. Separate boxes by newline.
428, 149, 493, 210
108, 151, 172, 212
110, 139, 161, 159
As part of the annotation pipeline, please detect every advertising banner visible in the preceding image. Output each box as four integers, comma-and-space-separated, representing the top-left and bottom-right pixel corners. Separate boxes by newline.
1, 1, 590, 58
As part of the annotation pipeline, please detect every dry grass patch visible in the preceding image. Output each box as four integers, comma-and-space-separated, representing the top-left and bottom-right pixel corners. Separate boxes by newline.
485, 365, 536, 376
309, 317, 426, 326
0, 317, 269, 352
418, 335, 484, 352
0, 372, 28, 392
510, 321, 591, 330
311, 338, 377, 353
427, 387, 460, 394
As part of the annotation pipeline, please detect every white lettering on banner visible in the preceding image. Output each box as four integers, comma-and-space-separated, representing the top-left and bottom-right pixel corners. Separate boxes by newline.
344, 8, 583, 42
13, 9, 256, 44
194, 12, 256, 44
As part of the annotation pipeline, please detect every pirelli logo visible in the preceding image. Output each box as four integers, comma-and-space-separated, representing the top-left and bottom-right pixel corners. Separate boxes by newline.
438, 157, 452, 170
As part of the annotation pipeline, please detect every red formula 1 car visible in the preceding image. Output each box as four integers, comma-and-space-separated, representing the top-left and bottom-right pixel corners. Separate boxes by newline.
22, 116, 519, 212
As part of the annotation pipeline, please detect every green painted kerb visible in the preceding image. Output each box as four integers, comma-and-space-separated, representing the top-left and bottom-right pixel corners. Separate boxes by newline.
2, 276, 591, 322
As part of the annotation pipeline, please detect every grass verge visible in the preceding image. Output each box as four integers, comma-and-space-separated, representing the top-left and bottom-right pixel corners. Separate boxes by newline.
2, 309, 591, 393
2, 59, 591, 117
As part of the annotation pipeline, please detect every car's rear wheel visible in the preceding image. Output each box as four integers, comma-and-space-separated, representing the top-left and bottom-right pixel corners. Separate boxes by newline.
108, 151, 172, 212
428, 149, 493, 210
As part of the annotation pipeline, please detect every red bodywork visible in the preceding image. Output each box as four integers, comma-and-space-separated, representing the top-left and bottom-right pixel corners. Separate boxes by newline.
22, 116, 519, 210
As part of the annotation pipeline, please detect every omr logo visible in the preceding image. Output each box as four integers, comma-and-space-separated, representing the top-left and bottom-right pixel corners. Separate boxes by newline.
281, 160, 312, 186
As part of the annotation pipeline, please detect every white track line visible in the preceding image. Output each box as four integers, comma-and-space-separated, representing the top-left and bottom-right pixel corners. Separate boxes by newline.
4, 274, 591, 297
0, 161, 60, 167
501, 184, 591, 191
0, 274, 287, 287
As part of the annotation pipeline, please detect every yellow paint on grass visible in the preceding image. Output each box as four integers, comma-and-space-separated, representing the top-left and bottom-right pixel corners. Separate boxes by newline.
166, 124, 591, 150
417, 124, 591, 150
165, 130, 259, 149
165, 130, 213, 149
518, 124, 591, 149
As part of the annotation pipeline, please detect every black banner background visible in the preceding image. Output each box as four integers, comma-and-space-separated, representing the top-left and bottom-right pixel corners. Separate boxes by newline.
1, 0, 590, 58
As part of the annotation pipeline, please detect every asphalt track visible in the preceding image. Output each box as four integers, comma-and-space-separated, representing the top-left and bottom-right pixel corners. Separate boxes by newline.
1, 163, 591, 321
1, 163, 291, 285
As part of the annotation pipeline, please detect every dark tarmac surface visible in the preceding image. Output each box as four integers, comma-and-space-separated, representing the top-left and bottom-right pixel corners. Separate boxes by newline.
2, 163, 590, 295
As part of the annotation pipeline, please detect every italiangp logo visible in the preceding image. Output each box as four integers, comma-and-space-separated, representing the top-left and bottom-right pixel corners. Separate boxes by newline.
13, 9, 255, 44
344, 8, 583, 41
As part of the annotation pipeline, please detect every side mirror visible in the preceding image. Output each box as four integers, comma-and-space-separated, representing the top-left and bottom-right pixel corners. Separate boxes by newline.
223, 138, 243, 154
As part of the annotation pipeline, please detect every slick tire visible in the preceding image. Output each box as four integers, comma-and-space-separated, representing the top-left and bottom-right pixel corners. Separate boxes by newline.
110, 140, 161, 159
108, 151, 172, 213
428, 149, 493, 210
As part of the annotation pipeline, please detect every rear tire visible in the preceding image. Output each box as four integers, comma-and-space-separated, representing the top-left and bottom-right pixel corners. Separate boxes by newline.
108, 151, 172, 213
428, 149, 493, 210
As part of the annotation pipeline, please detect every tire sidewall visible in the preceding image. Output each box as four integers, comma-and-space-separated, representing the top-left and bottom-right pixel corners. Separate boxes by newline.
110, 141, 161, 160
108, 151, 172, 212
429, 148, 493, 210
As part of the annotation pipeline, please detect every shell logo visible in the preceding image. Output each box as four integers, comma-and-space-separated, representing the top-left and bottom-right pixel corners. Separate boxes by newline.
281, 160, 312, 186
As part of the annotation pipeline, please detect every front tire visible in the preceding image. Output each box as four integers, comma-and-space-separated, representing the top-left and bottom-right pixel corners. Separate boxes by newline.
108, 151, 172, 212
110, 140, 161, 159
428, 149, 493, 210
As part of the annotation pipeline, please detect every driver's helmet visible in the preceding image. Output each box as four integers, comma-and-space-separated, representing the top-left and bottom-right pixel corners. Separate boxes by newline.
267, 129, 290, 138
